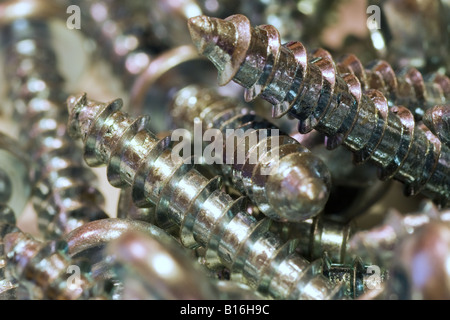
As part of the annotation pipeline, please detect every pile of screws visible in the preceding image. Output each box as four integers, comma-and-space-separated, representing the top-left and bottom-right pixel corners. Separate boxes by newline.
0, 0, 449, 300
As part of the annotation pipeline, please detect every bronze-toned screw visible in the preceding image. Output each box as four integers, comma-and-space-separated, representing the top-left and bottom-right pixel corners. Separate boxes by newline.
423, 105, 450, 148
67, 93, 344, 300
171, 84, 331, 222
1, 8, 108, 238
188, 14, 450, 206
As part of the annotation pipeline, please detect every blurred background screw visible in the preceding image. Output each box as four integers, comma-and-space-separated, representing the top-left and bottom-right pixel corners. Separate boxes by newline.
385, 221, 450, 300
0, 1, 109, 238
348, 201, 450, 266
0, 132, 30, 218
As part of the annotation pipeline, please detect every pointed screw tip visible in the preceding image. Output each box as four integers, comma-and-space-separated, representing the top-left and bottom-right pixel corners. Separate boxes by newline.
187, 15, 215, 54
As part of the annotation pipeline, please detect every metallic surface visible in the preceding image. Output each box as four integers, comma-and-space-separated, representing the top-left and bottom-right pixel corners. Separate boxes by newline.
4, 229, 108, 299
129, 45, 219, 133
368, 0, 450, 73
79, 0, 158, 85
321, 253, 388, 299
106, 230, 220, 300
197, 0, 344, 47
67, 93, 344, 300
423, 105, 450, 148
171, 85, 331, 222
1, 3, 108, 238
215, 280, 266, 300
271, 214, 354, 264
117, 188, 156, 224
188, 14, 450, 206
64, 218, 175, 258
291, 118, 391, 222
336, 54, 450, 120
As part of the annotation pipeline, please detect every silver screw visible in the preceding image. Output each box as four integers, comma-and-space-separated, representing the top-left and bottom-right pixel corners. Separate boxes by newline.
188, 14, 450, 206
336, 54, 450, 120
171, 84, 331, 222
67, 93, 344, 300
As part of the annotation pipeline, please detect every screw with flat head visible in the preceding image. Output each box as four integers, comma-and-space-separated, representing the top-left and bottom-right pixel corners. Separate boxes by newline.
171, 84, 331, 222
188, 14, 450, 206
67, 92, 344, 300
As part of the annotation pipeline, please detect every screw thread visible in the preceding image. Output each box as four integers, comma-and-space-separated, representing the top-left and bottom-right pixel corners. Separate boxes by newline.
188, 14, 450, 206
3, 19, 108, 238
67, 93, 343, 299
336, 54, 450, 120
423, 105, 450, 148
170, 84, 331, 222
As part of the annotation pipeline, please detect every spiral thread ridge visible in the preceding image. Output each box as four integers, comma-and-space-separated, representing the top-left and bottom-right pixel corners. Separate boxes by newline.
67, 93, 343, 300
188, 14, 450, 206
170, 84, 331, 222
